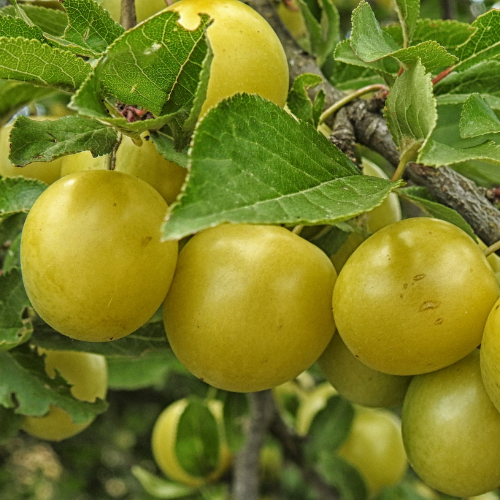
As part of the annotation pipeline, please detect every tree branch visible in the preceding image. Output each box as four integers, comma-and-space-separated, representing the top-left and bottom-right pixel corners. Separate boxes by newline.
248, 0, 500, 247
232, 391, 275, 500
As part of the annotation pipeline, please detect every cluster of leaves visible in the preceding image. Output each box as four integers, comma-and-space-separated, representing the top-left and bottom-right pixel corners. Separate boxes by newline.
0, 0, 500, 498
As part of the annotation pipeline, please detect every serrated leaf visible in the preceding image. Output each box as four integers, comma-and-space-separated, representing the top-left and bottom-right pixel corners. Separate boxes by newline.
434, 60, 500, 97
455, 9, 500, 72
0, 5, 68, 36
58, 0, 124, 56
175, 399, 220, 478
107, 350, 186, 390
0, 36, 91, 92
71, 11, 211, 117
385, 18, 472, 54
304, 395, 354, 462
0, 269, 32, 351
131, 466, 197, 499
0, 344, 108, 422
287, 73, 325, 127
351, 1, 400, 62
297, 0, 339, 67
222, 392, 250, 453
418, 138, 500, 167
397, 186, 476, 239
0, 13, 44, 41
0, 80, 54, 127
0, 405, 23, 442
393, 0, 420, 47
349, 5, 457, 74
334, 39, 397, 80
460, 93, 500, 139
30, 318, 170, 358
0, 177, 46, 221
149, 130, 189, 168
384, 60, 437, 161
162, 95, 402, 241
317, 454, 368, 500
9, 115, 118, 166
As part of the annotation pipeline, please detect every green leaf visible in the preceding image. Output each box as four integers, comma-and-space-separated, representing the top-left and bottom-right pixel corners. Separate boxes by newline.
397, 186, 476, 240
0, 36, 91, 92
385, 18, 472, 54
393, 0, 420, 47
317, 454, 368, 500
460, 93, 500, 139
149, 131, 189, 168
0, 177, 46, 222
0, 344, 108, 422
107, 350, 186, 390
304, 395, 354, 462
9, 115, 118, 166
418, 138, 500, 167
287, 73, 325, 127
334, 39, 397, 80
434, 60, 500, 97
351, 1, 400, 62
0, 14, 44, 41
131, 466, 197, 499
30, 318, 170, 358
175, 399, 220, 478
2, 230, 21, 272
297, 0, 339, 67
349, 4, 456, 74
0, 5, 68, 36
0, 269, 32, 351
384, 60, 437, 161
310, 224, 353, 256
451, 159, 500, 188
162, 95, 401, 240
436, 93, 500, 110
329, 60, 384, 91
58, 0, 124, 56
455, 9, 500, 72
221, 392, 250, 453
0, 405, 24, 442
71, 11, 211, 117
0, 79, 54, 127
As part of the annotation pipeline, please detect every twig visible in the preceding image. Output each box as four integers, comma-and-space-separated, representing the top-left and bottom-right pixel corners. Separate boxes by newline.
232, 391, 275, 500
329, 107, 358, 166
319, 84, 387, 125
120, 0, 137, 29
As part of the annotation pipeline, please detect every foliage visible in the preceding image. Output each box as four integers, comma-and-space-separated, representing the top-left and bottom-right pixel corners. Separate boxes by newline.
1, 0, 500, 498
